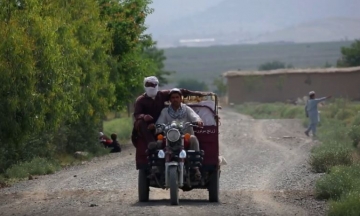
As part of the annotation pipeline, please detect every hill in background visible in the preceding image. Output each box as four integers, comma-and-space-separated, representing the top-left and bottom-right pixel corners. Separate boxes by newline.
160, 41, 353, 90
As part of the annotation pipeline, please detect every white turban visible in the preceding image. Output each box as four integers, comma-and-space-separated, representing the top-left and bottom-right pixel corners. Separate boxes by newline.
144, 76, 159, 98
144, 76, 159, 85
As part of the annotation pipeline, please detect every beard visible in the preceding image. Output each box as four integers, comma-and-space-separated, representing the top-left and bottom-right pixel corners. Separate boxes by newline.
145, 86, 158, 98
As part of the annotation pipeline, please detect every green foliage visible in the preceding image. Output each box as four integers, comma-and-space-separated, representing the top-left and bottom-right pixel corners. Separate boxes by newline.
176, 79, 209, 91
309, 141, 353, 173
5, 157, 60, 179
235, 103, 304, 119
99, 0, 157, 109
212, 76, 227, 96
0, 0, 167, 177
315, 164, 360, 200
348, 125, 360, 148
143, 45, 175, 87
328, 190, 360, 216
103, 117, 133, 142
258, 60, 292, 71
337, 39, 360, 67
348, 113, 360, 147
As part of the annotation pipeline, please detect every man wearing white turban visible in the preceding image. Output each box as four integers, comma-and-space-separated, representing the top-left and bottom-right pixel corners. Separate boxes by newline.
131, 76, 206, 149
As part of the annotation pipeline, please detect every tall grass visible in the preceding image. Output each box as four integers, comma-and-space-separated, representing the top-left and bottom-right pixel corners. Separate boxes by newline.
4, 157, 61, 179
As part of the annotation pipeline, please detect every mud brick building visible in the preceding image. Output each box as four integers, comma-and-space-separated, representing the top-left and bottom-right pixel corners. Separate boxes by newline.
223, 66, 360, 104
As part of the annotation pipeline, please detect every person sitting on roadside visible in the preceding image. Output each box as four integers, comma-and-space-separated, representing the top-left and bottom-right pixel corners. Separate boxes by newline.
99, 132, 112, 147
108, 133, 121, 153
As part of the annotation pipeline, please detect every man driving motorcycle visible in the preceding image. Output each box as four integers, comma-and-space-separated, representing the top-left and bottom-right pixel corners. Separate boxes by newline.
148, 88, 204, 179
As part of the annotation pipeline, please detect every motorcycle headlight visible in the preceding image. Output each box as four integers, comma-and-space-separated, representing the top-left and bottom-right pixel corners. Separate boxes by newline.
179, 150, 187, 159
158, 150, 165, 158
167, 129, 181, 142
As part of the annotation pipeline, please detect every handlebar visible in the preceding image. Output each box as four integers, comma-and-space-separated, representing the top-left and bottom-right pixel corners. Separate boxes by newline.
155, 122, 201, 133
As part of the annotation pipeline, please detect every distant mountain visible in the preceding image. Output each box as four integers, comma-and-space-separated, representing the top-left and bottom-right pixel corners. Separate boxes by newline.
147, 0, 360, 47
250, 17, 360, 43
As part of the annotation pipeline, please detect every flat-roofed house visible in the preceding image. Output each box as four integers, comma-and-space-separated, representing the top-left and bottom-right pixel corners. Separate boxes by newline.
223, 66, 360, 104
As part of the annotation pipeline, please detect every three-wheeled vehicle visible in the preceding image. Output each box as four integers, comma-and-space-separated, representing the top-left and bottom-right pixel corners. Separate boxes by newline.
134, 92, 221, 205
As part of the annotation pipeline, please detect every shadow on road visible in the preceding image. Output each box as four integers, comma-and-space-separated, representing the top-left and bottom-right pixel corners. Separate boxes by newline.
132, 199, 221, 207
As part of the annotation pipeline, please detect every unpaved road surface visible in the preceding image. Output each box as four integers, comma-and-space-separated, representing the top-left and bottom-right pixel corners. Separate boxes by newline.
0, 109, 327, 216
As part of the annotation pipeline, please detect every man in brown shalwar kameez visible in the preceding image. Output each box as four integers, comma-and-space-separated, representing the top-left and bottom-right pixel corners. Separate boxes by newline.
131, 76, 205, 148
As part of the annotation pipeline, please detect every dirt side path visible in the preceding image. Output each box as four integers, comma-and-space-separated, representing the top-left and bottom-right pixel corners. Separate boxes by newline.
0, 109, 327, 216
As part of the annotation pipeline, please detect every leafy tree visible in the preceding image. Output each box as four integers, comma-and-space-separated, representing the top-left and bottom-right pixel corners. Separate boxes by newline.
99, 0, 156, 110
143, 45, 174, 87
176, 79, 209, 91
337, 40, 360, 67
212, 76, 227, 96
258, 60, 293, 71
0, 0, 165, 172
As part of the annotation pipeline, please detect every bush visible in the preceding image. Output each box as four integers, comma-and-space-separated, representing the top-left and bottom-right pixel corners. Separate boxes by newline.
316, 119, 351, 143
0, 175, 6, 187
5, 157, 60, 179
348, 125, 360, 148
315, 164, 360, 200
309, 143, 353, 173
328, 190, 360, 216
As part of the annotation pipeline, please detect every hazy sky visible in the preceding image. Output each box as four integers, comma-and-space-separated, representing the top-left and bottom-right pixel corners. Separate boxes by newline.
146, 0, 223, 26
145, 0, 360, 45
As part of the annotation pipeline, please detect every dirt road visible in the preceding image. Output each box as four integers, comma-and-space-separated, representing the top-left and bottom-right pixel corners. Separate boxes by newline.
0, 109, 327, 216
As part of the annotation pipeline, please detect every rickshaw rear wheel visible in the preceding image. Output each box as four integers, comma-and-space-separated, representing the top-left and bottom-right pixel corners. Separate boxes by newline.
208, 169, 219, 202
138, 169, 149, 202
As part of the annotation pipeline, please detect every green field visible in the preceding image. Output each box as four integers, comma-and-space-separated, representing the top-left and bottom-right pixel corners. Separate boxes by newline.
162, 41, 353, 87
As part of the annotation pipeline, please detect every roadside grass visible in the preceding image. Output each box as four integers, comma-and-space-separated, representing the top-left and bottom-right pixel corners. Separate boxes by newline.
328, 190, 360, 216
0, 115, 133, 187
103, 117, 133, 143
4, 157, 61, 180
234, 102, 305, 119
235, 98, 360, 214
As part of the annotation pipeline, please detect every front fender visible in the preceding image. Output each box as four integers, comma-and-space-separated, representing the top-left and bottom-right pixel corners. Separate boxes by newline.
166, 162, 179, 167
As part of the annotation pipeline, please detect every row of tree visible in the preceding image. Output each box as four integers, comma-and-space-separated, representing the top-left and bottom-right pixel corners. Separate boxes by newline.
0, 0, 170, 172
256, 40, 360, 71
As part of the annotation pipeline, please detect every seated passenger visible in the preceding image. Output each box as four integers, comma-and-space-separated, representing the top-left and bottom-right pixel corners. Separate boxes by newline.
148, 88, 204, 179
191, 100, 217, 126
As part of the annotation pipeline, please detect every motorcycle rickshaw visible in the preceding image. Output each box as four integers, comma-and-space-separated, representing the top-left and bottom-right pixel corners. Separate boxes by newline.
133, 92, 221, 205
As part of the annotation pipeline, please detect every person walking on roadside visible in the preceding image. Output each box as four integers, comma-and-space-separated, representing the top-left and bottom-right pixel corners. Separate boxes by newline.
304, 91, 332, 138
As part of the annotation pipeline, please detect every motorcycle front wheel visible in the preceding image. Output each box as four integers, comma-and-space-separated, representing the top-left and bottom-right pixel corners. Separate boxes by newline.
169, 166, 179, 205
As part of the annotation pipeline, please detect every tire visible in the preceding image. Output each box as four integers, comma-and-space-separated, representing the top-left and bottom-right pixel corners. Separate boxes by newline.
138, 169, 149, 202
208, 169, 219, 202
169, 166, 179, 205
